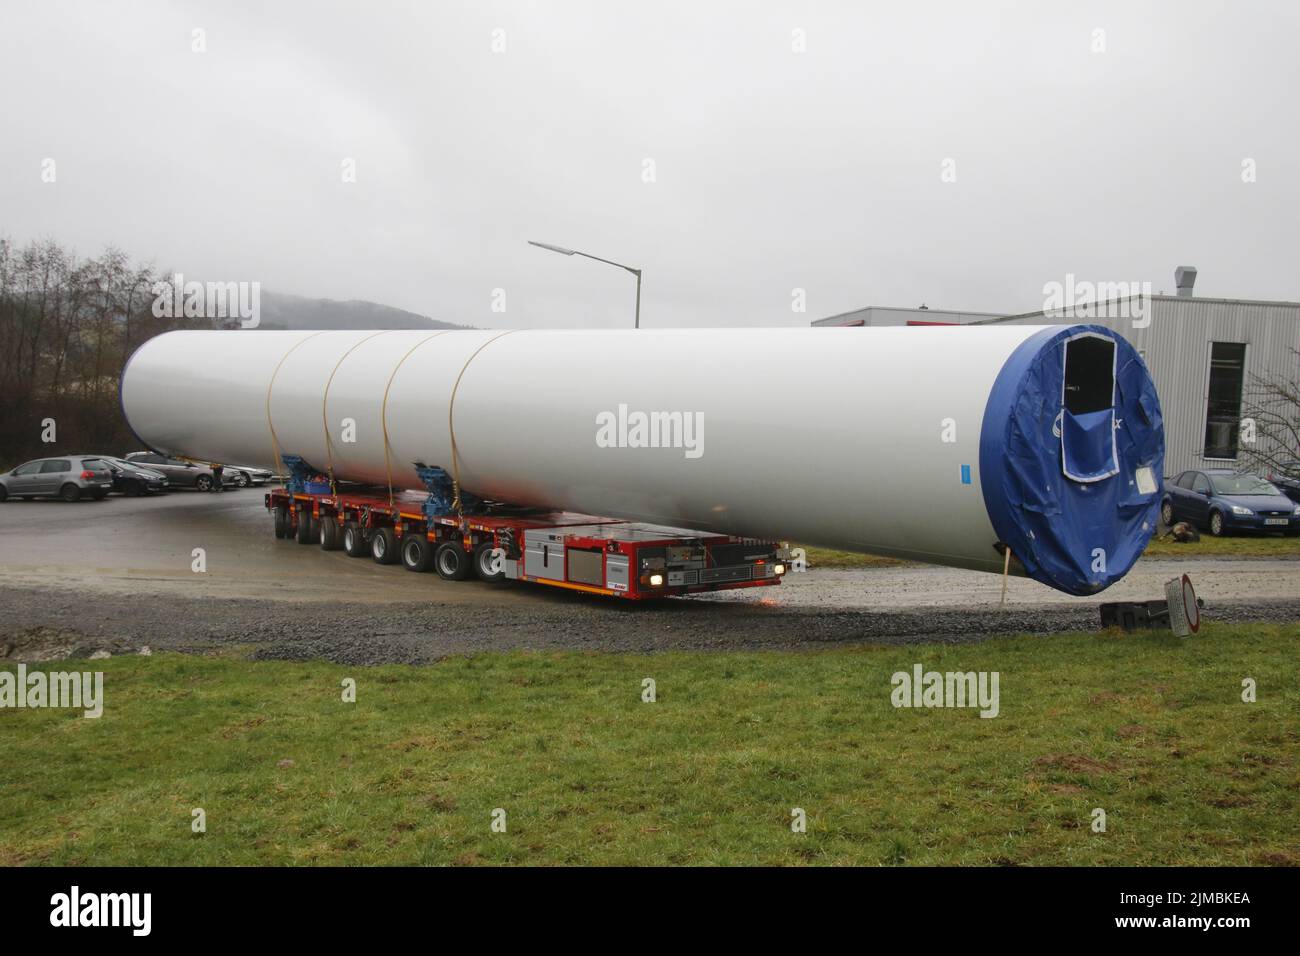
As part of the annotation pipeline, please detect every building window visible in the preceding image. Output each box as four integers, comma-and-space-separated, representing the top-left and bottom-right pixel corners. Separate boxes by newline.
1204, 342, 1247, 459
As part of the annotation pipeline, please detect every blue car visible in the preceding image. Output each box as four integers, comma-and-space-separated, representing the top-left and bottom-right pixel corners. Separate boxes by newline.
1267, 460, 1300, 505
1161, 469, 1300, 537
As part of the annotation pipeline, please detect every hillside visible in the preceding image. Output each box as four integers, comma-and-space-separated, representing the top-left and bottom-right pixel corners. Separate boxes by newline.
254, 291, 475, 331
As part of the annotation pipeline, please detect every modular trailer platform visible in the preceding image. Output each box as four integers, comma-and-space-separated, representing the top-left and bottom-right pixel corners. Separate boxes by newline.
265, 486, 789, 599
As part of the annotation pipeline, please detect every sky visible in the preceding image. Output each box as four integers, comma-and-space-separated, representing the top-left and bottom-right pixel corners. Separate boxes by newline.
2, 0, 1298, 328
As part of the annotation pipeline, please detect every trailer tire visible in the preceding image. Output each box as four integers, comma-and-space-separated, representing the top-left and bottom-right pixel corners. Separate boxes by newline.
343, 521, 369, 558
273, 505, 290, 539
435, 541, 472, 581
319, 516, 342, 551
296, 510, 316, 544
473, 541, 506, 582
401, 535, 434, 572
371, 527, 400, 564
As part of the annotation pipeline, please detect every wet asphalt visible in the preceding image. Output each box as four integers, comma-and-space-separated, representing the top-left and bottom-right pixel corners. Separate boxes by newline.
1, 489, 1297, 664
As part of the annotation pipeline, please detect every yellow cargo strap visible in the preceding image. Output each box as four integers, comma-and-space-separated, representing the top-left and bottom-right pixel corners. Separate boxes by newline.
381, 332, 449, 508
447, 330, 518, 516
321, 330, 394, 495
265, 331, 328, 490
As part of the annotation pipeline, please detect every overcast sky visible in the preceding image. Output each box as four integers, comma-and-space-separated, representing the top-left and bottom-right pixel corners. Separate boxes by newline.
2, 0, 1297, 328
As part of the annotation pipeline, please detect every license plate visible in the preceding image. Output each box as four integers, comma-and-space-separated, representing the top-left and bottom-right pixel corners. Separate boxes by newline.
1265, 518, 1287, 525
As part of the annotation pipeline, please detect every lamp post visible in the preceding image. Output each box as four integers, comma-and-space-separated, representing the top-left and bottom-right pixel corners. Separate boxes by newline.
528, 240, 642, 328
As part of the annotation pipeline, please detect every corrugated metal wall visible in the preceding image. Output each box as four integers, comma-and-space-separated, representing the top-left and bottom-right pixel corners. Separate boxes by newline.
985, 296, 1300, 475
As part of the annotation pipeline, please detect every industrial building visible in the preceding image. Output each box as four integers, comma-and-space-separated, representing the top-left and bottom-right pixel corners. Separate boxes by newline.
814, 268, 1300, 476
811, 304, 1001, 327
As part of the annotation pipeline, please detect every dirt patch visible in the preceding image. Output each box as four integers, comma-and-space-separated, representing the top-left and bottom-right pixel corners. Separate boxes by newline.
1033, 753, 1118, 775
0, 625, 151, 663
1252, 850, 1299, 866
423, 793, 457, 812
1209, 794, 1254, 808
220, 716, 268, 739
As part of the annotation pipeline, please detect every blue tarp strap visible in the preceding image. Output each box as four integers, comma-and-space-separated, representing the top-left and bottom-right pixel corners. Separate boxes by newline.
280, 455, 318, 495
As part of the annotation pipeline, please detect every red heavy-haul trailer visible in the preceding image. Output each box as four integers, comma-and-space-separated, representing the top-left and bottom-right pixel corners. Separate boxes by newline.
265, 486, 790, 600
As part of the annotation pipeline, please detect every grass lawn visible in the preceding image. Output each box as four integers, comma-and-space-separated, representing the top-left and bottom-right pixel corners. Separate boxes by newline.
2, 623, 1297, 866
1141, 533, 1299, 558
799, 533, 1300, 568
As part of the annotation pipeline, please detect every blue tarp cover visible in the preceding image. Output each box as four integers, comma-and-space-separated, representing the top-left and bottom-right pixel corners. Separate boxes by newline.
979, 325, 1164, 595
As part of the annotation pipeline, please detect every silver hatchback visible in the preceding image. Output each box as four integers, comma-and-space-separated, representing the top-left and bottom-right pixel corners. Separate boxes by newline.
0, 456, 115, 502
123, 451, 239, 490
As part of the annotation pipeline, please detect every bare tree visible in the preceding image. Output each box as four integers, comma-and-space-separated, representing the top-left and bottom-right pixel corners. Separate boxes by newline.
0, 237, 214, 466
1238, 347, 1300, 479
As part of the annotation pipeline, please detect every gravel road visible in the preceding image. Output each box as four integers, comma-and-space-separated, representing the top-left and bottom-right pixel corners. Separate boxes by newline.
2, 492, 1297, 664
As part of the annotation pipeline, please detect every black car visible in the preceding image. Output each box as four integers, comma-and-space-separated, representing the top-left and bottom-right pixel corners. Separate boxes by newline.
1267, 460, 1300, 505
98, 456, 169, 496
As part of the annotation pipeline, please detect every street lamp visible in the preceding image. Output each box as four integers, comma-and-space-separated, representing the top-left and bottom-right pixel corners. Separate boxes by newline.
528, 240, 642, 328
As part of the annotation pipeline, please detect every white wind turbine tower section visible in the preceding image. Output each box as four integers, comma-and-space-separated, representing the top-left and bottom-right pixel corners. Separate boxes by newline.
121, 325, 1164, 595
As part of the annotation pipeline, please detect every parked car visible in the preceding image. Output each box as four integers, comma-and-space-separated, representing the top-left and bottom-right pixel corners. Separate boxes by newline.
226, 465, 274, 488
123, 452, 239, 490
1161, 469, 1300, 536
1266, 460, 1300, 505
0, 456, 115, 502
96, 456, 169, 496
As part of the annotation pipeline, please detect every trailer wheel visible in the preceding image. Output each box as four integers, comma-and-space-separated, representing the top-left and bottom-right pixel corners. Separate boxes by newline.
473, 541, 506, 582
273, 505, 290, 539
371, 527, 400, 564
296, 510, 316, 544
319, 516, 342, 551
343, 521, 369, 558
435, 541, 472, 581
401, 535, 434, 572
